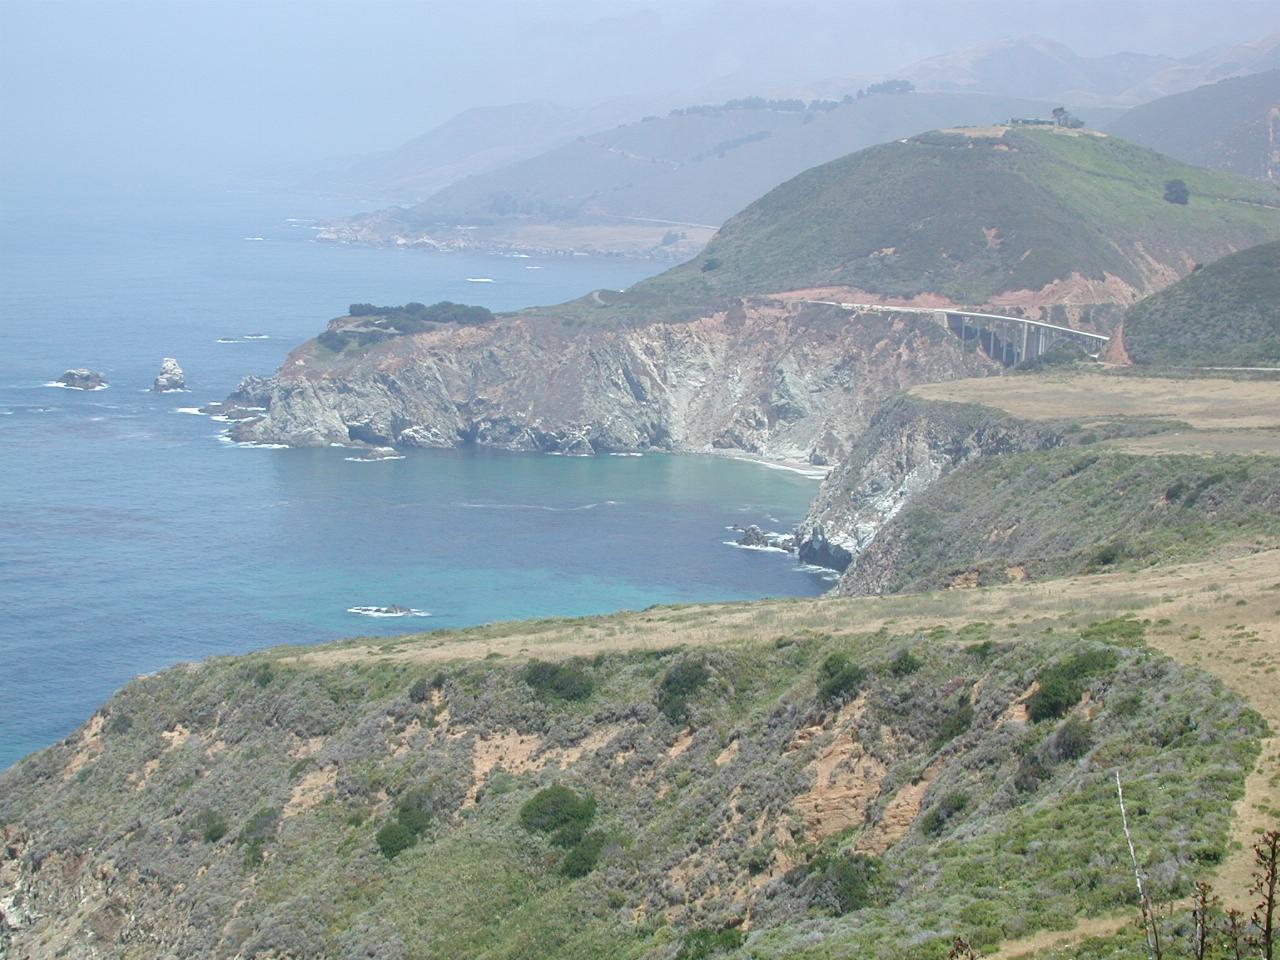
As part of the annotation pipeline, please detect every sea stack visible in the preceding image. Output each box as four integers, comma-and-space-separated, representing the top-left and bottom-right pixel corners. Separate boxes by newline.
56, 368, 107, 390
152, 358, 186, 392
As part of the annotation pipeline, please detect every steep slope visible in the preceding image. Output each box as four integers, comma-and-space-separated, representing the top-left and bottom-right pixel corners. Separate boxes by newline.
330, 92, 1119, 247
0, 608, 1263, 959
223, 301, 994, 457
1106, 70, 1280, 182
796, 372, 1280, 595
637, 127, 1280, 310
1114, 240, 1280, 367
227, 130, 1280, 452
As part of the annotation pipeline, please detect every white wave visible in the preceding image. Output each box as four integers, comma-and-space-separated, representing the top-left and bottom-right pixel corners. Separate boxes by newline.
347, 606, 430, 618
722, 540, 790, 555
285, 218, 315, 223
609, 452, 643, 457
524, 265, 542, 270
797, 563, 841, 581
345, 454, 405, 462
465, 277, 495, 283
44, 381, 109, 391
460, 499, 618, 513
242, 236, 266, 241
216, 338, 242, 344
175, 407, 205, 415
243, 334, 270, 339
210, 414, 233, 422
510, 253, 531, 258
217, 434, 288, 449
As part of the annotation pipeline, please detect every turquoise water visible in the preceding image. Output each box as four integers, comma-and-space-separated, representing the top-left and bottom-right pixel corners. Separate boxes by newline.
0, 185, 828, 769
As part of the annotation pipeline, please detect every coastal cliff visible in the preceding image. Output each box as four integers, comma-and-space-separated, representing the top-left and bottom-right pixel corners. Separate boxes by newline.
795, 396, 1066, 572
227, 301, 995, 463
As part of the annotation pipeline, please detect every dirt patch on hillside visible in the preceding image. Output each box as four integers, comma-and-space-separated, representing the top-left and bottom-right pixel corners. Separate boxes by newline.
284, 766, 336, 818
857, 757, 946, 855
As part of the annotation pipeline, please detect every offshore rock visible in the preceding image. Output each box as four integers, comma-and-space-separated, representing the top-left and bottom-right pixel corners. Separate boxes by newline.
151, 358, 186, 393
55, 369, 107, 390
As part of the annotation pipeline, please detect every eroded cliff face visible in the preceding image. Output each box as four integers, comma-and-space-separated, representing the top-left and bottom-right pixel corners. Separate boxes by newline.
227, 301, 995, 465
795, 396, 1066, 578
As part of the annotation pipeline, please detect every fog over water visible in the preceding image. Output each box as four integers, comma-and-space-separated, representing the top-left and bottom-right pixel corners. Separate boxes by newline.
5, 0, 1278, 190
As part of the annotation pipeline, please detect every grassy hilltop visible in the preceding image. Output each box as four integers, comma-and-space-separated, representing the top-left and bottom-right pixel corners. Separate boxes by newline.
579, 128, 1280, 323
1119, 239, 1280, 367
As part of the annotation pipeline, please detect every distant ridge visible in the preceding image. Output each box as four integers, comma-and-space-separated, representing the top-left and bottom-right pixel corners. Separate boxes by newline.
1107, 70, 1280, 182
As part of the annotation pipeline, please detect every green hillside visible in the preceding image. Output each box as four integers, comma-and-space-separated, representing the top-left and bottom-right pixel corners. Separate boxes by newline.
617, 128, 1280, 311
1106, 70, 1280, 182
0, 612, 1262, 959
1121, 240, 1280, 367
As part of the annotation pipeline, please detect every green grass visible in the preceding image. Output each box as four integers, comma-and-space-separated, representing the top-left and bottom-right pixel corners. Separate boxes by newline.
1122, 240, 1280, 367
843, 448, 1280, 596
587, 128, 1280, 317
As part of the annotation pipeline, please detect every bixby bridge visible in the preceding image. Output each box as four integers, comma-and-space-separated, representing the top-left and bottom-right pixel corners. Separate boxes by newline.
801, 300, 1111, 367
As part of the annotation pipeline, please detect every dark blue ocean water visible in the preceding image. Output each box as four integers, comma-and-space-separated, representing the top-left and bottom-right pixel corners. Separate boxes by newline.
0, 186, 828, 769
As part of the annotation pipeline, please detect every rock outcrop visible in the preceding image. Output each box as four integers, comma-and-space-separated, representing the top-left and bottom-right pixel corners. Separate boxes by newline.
151, 358, 186, 393
223, 300, 996, 464
795, 395, 1067, 577
55, 369, 106, 390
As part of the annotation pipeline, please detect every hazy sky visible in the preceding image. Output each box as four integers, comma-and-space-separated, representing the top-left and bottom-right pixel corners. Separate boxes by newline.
4, 0, 1278, 190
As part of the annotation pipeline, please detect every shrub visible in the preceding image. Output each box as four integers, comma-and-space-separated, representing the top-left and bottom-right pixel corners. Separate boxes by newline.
519, 785, 596, 847
560, 830, 607, 878
1051, 716, 1093, 761
813, 852, 881, 914
194, 807, 227, 843
657, 658, 711, 722
1028, 649, 1116, 722
1163, 178, 1189, 205
395, 785, 438, 836
523, 660, 594, 702
106, 713, 132, 735
1028, 673, 1082, 722
888, 649, 923, 677
931, 699, 974, 749
1080, 618, 1146, 645
921, 791, 969, 836
237, 807, 280, 865
818, 653, 865, 703
376, 822, 415, 859
676, 928, 745, 959
407, 677, 429, 704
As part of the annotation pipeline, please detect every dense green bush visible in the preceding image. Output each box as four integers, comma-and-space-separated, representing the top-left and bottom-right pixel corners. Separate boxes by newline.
407, 677, 429, 704
1052, 716, 1094, 761
888, 649, 922, 677
657, 658, 711, 722
519, 785, 596, 847
817, 653, 865, 703
375, 822, 416, 860
676, 928, 746, 959
522, 660, 594, 702
932, 699, 974, 750
237, 808, 280, 865
194, 807, 227, 843
813, 852, 882, 914
347, 300, 494, 326
921, 791, 969, 837
560, 830, 607, 878
1028, 649, 1117, 723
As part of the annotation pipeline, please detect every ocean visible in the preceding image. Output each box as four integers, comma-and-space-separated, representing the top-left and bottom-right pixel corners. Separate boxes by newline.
0, 184, 829, 769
